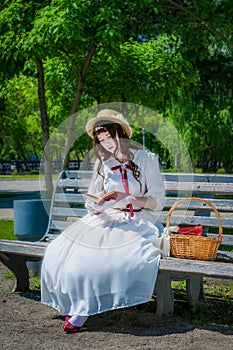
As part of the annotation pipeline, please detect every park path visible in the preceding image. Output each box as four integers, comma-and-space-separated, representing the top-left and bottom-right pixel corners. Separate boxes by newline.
0, 179, 46, 219
0, 179, 45, 192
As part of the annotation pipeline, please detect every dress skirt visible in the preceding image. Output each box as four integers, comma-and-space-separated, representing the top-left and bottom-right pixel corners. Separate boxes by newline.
41, 208, 163, 317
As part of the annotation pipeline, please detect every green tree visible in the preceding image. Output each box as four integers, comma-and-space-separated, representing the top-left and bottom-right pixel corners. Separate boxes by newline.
155, 0, 233, 49
0, 0, 53, 194
85, 36, 197, 108
30, 0, 166, 167
152, 0, 233, 171
1, 0, 233, 175
0, 75, 41, 160
1, 0, 164, 185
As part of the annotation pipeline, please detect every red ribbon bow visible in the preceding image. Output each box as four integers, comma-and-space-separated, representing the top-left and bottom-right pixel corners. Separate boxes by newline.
111, 164, 134, 217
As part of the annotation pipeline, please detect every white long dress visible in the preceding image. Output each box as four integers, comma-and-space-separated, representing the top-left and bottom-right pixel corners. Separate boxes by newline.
41, 150, 165, 317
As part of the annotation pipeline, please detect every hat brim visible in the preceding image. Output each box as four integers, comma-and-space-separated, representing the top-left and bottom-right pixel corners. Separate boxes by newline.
85, 115, 132, 139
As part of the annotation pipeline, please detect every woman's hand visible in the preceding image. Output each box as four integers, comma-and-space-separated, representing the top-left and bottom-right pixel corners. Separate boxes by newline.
115, 195, 156, 209
131, 195, 157, 209
114, 195, 135, 207
87, 193, 157, 214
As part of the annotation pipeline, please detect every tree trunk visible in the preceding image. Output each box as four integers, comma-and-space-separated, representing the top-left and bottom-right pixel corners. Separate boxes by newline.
62, 42, 97, 169
80, 136, 93, 170
36, 58, 53, 198
202, 143, 210, 172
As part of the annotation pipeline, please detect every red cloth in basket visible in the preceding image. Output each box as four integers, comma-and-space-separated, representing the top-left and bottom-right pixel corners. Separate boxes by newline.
178, 226, 203, 236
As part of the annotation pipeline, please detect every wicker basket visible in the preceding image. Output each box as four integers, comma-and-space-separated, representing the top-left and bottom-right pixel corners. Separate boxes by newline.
166, 197, 222, 261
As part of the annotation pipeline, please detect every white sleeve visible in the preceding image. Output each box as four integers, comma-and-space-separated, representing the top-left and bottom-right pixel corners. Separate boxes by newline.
143, 151, 165, 211
84, 159, 104, 211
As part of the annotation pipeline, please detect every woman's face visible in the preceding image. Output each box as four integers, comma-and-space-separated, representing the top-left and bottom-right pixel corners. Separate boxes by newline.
97, 131, 117, 154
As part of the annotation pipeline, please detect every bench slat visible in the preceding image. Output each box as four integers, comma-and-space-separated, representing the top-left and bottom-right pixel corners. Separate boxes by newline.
0, 240, 47, 259
1, 239, 232, 279
159, 257, 233, 279
164, 198, 233, 212
64, 170, 93, 179
52, 207, 87, 217
48, 226, 233, 247
51, 208, 233, 230
162, 173, 233, 183
62, 170, 233, 183
57, 179, 90, 189
53, 194, 233, 212
158, 213, 233, 228
56, 173, 233, 195
50, 220, 76, 231
165, 181, 233, 195
57, 180, 233, 195
207, 234, 233, 246
64, 171, 233, 183
54, 193, 84, 203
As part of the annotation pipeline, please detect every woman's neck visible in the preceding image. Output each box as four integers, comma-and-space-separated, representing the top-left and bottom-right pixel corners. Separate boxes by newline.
115, 150, 126, 163
115, 148, 136, 163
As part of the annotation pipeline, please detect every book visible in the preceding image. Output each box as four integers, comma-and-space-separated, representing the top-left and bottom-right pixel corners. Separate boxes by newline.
83, 190, 127, 205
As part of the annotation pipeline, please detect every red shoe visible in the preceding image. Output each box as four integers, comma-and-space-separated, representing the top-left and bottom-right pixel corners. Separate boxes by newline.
63, 320, 80, 333
65, 316, 71, 321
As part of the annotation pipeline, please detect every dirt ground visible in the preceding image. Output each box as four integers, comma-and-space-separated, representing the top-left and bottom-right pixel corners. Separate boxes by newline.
0, 263, 232, 350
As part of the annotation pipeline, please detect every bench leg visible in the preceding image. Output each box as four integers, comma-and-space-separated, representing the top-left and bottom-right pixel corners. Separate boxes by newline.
0, 253, 30, 292
154, 272, 174, 316
186, 276, 205, 306
154, 273, 206, 316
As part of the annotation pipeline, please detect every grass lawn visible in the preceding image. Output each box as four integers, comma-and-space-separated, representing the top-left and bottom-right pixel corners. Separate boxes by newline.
0, 175, 40, 180
0, 174, 58, 180
0, 220, 16, 240
137, 280, 233, 328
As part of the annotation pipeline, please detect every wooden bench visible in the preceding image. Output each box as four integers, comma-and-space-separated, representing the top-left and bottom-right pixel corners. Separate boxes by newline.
1, 170, 233, 317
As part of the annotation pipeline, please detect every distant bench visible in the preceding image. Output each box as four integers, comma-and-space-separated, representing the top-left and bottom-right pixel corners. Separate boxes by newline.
0, 170, 233, 317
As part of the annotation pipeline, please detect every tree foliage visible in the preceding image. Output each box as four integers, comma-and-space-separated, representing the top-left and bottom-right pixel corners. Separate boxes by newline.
0, 0, 233, 176
0, 75, 40, 159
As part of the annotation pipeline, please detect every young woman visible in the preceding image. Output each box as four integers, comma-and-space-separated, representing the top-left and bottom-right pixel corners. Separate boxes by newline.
41, 109, 165, 333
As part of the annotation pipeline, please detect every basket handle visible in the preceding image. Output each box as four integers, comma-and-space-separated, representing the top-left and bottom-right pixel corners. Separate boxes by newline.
166, 197, 222, 241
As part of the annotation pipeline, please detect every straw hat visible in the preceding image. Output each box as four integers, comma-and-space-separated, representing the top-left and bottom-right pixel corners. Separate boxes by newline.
85, 109, 132, 138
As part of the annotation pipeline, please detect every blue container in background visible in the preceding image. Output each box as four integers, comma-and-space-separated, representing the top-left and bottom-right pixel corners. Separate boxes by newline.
14, 199, 51, 275
14, 199, 51, 241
